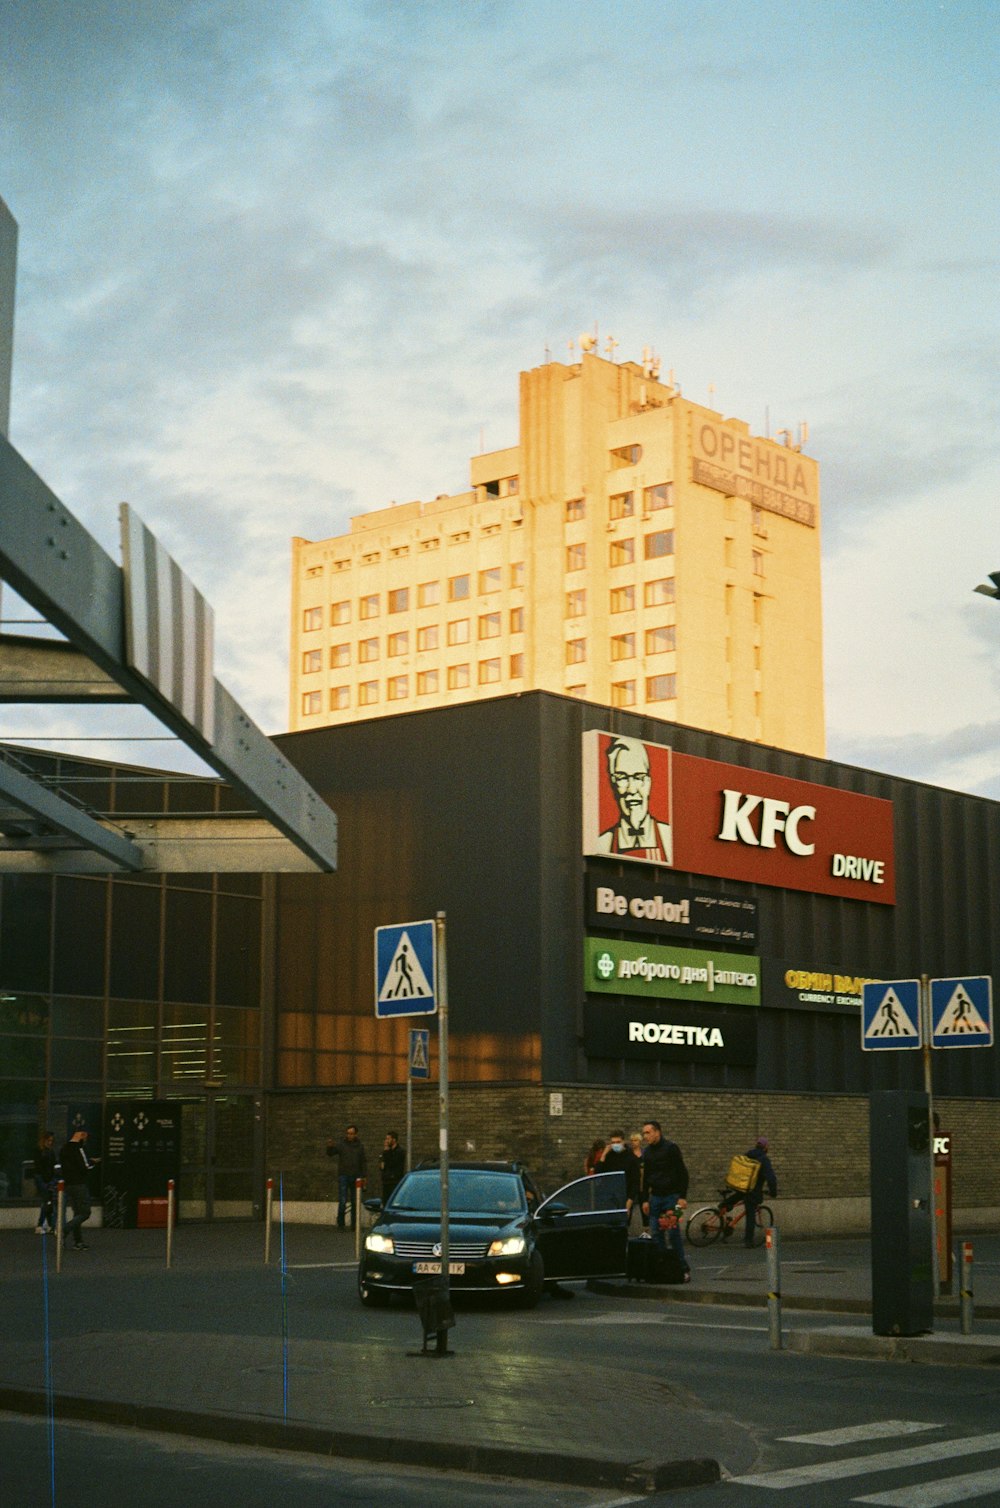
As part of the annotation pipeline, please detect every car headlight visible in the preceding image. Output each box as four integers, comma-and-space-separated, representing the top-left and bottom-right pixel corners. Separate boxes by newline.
365, 1232, 395, 1254
487, 1234, 526, 1257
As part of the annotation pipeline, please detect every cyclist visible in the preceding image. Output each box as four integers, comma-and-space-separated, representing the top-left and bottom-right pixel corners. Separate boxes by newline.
722, 1136, 777, 1246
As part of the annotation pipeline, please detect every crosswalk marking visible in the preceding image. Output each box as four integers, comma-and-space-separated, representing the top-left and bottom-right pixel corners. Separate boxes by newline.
781, 1421, 943, 1447
734, 1431, 1000, 1489
854, 1466, 1000, 1505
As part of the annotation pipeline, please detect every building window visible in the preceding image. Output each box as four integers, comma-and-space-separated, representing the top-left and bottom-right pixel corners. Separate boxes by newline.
566, 543, 586, 572
510, 561, 525, 588
644, 578, 675, 607
417, 669, 439, 695
448, 663, 470, 689
611, 680, 636, 708
302, 649, 322, 673
331, 643, 350, 668
507, 476, 519, 495
420, 537, 440, 551
387, 631, 408, 656
359, 637, 379, 663
388, 675, 408, 701
753, 593, 764, 625
610, 633, 635, 661
447, 618, 470, 646
360, 593, 379, 620
610, 585, 635, 613
645, 530, 674, 560
566, 684, 586, 698
565, 497, 585, 522
359, 680, 379, 706
752, 550, 765, 577
609, 538, 635, 568
609, 491, 634, 520
303, 607, 323, 631
610, 443, 642, 468
302, 691, 321, 715
509, 606, 524, 634
646, 625, 676, 655
388, 587, 409, 613
479, 567, 501, 594
448, 574, 470, 601
391, 545, 409, 558
647, 673, 677, 702
418, 580, 440, 607
479, 612, 501, 640
752, 506, 768, 536
644, 483, 672, 512
330, 686, 349, 710
306, 564, 322, 577
331, 600, 351, 625
417, 625, 439, 651
479, 658, 501, 684
450, 531, 470, 544
361, 550, 380, 564
565, 638, 586, 665
510, 653, 523, 678
566, 588, 586, 618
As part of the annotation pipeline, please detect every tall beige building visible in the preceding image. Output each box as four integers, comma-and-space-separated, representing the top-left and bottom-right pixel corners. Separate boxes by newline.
289, 350, 825, 756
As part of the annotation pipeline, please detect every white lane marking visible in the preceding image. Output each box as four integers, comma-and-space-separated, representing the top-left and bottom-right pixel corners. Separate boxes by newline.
542, 1314, 766, 1331
287, 1262, 357, 1269
782, 1422, 944, 1446
734, 1432, 1000, 1489
854, 1466, 1000, 1505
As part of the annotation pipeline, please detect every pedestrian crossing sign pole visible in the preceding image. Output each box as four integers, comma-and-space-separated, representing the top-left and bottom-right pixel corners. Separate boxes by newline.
861, 981, 922, 1051
930, 976, 993, 1049
374, 920, 437, 1018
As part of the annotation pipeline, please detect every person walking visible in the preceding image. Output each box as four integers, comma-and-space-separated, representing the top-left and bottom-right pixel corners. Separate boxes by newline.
641, 1119, 690, 1281
33, 1131, 57, 1234
379, 1131, 406, 1202
326, 1124, 367, 1228
59, 1128, 95, 1251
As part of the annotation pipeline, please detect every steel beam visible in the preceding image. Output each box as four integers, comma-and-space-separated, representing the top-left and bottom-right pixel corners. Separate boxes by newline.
0, 757, 143, 870
0, 816, 321, 874
0, 433, 336, 871
0, 634, 129, 701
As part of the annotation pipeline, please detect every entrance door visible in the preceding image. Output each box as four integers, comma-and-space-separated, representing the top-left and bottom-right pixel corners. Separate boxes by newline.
173, 1093, 261, 1219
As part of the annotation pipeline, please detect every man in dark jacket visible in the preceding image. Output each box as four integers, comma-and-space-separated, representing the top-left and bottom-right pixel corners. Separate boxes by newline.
641, 1119, 690, 1279
379, 1131, 406, 1202
733, 1136, 777, 1247
600, 1130, 641, 1220
59, 1128, 95, 1251
326, 1124, 367, 1228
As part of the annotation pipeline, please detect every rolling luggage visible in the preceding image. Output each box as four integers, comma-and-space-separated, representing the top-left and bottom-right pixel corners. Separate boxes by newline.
627, 1236, 687, 1285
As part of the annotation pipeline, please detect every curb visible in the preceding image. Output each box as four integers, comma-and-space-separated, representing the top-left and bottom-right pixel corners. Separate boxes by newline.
595, 1281, 1000, 1322
786, 1328, 1000, 1367
0, 1387, 721, 1495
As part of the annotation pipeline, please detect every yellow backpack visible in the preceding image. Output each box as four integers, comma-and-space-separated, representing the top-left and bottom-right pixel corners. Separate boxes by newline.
725, 1154, 761, 1192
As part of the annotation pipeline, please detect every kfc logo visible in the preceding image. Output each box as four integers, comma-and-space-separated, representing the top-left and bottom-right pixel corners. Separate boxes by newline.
717, 789, 816, 856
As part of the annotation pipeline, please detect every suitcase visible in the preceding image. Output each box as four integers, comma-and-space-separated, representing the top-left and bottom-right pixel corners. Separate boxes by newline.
627, 1236, 687, 1285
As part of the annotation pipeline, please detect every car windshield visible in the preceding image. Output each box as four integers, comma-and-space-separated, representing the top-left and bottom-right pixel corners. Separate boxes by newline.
387, 1170, 527, 1216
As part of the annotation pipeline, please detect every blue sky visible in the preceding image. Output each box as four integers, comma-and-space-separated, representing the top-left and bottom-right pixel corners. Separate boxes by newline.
1, 0, 997, 795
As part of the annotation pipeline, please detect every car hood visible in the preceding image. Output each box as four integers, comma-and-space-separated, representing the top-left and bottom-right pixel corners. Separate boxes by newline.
375, 1213, 528, 1240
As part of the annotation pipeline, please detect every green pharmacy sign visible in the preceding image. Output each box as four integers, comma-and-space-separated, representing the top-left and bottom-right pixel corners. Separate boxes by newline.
585, 936, 761, 1005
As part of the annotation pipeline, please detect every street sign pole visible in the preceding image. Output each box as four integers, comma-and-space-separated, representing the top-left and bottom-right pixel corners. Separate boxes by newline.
435, 911, 450, 1354
921, 974, 940, 1296
406, 1070, 412, 1174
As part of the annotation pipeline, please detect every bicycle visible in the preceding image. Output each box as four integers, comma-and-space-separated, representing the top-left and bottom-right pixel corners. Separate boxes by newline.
684, 1189, 774, 1248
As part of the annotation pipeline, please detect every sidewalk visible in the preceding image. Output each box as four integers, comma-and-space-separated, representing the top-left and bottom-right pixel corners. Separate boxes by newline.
3, 1224, 999, 1492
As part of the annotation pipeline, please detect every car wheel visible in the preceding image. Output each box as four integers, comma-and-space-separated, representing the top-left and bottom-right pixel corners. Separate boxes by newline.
517, 1252, 544, 1309
358, 1269, 390, 1307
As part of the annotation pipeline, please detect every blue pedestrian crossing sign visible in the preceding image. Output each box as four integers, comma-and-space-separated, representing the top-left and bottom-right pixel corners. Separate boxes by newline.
409, 1028, 431, 1079
930, 976, 993, 1049
375, 920, 437, 1017
861, 980, 922, 1051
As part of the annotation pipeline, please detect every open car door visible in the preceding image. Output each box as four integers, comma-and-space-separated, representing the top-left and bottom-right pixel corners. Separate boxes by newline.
532, 1170, 629, 1280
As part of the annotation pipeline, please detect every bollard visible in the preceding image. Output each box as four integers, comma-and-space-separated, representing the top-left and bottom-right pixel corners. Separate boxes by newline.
959, 1240, 974, 1335
354, 1179, 364, 1263
264, 1177, 274, 1265
55, 1181, 65, 1275
166, 1179, 175, 1269
766, 1226, 782, 1350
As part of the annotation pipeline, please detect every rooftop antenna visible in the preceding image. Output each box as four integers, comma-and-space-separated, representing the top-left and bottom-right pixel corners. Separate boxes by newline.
708, 382, 716, 408
604, 334, 619, 361
579, 331, 596, 354
764, 405, 770, 438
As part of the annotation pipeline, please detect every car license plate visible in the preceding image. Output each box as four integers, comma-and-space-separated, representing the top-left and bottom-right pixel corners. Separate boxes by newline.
413, 1261, 465, 1275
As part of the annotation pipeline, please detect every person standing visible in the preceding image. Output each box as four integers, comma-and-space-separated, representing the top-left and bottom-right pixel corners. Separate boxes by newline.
641, 1119, 690, 1281
600, 1130, 640, 1223
583, 1138, 606, 1176
59, 1128, 95, 1251
326, 1124, 367, 1228
379, 1131, 406, 1202
33, 1131, 57, 1234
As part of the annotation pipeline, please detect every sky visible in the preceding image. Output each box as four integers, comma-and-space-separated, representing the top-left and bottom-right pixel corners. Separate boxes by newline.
1, 0, 997, 798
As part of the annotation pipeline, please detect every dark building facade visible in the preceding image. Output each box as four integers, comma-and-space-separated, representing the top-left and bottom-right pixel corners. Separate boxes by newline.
1, 695, 997, 1231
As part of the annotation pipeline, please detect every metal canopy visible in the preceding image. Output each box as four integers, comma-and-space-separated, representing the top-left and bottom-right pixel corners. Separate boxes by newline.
0, 195, 336, 874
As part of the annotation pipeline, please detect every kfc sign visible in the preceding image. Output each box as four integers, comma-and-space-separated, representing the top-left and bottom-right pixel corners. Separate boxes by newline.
583, 732, 895, 904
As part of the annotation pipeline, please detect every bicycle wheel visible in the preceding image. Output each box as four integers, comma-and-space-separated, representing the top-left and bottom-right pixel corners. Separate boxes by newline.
751, 1204, 773, 1247
685, 1205, 724, 1245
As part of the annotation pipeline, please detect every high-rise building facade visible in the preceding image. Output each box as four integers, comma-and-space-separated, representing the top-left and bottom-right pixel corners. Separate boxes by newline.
290, 350, 824, 755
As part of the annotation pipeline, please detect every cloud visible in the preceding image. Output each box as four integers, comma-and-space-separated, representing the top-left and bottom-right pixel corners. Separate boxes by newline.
828, 720, 1000, 800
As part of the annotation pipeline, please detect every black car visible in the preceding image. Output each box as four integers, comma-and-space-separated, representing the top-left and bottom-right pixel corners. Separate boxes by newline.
357, 1162, 628, 1308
